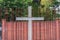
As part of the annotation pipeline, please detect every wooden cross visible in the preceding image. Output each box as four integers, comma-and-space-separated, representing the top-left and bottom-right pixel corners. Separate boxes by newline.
16, 6, 44, 40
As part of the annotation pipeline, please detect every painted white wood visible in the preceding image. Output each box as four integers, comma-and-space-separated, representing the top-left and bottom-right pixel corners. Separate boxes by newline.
16, 6, 44, 40
28, 19, 32, 40
16, 17, 44, 20
28, 6, 32, 17
28, 6, 32, 40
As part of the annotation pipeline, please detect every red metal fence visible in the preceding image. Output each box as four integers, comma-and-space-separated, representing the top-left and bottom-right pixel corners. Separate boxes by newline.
2, 19, 60, 40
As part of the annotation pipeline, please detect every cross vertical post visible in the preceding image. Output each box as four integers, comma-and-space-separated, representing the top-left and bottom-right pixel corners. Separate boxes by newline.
28, 6, 32, 40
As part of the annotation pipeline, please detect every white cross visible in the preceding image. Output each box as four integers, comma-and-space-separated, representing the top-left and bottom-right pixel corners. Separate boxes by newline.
16, 6, 44, 40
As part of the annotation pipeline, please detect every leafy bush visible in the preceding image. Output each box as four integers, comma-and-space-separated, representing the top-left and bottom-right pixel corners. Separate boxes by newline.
0, 0, 58, 21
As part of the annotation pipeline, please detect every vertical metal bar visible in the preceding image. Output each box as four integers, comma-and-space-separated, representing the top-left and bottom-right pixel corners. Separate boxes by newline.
16, 22, 18, 40
19, 22, 21, 40
39, 21, 41, 40
20, 22, 22, 40
22, 22, 23, 40
7, 22, 11, 40
18, 22, 19, 40
51, 21, 52, 40
23, 21, 28, 40
14, 22, 16, 40
37, 21, 40, 40
41, 21, 45, 40
5, 22, 8, 40
45, 21, 46, 40
2, 19, 6, 40
34, 21, 37, 40
23, 22, 25, 40
25, 21, 28, 40
56, 19, 59, 40
49, 21, 51, 40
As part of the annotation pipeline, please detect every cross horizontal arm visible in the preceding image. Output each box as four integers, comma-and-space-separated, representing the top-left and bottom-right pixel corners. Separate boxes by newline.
16, 17, 44, 20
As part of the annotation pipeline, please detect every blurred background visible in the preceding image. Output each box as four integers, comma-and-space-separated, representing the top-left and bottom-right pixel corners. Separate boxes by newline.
0, 0, 60, 40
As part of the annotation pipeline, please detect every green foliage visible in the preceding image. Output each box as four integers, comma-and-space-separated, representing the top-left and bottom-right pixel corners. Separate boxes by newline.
0, 0, 58, 21
31, 2, 40, 17
40, 0, 59, 21
0, 0, 3, 2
